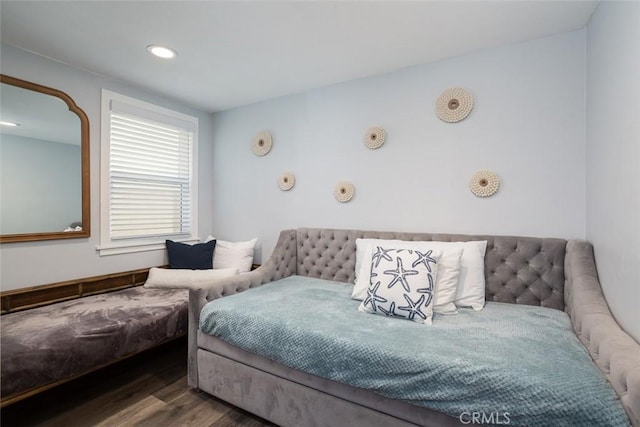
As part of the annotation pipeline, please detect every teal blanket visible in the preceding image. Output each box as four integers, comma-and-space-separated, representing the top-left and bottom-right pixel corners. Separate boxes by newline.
200, 276, 629, 426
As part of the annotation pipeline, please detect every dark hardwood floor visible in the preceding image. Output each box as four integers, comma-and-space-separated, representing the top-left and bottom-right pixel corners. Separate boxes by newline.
1, 338, 276, 426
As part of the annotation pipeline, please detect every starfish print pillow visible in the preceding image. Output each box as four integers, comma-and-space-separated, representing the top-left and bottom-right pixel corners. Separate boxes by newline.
358, 247, 441, 325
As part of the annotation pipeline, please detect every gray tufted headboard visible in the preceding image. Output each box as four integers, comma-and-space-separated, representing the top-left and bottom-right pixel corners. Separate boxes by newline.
296, 227, 567, 311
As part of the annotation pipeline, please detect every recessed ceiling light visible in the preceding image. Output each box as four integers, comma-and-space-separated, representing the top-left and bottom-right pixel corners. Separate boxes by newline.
146, 45, 178, 59
0, 121, 19, 127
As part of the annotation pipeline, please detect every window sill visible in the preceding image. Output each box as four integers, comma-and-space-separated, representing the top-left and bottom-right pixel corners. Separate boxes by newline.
97, 237, 199, 256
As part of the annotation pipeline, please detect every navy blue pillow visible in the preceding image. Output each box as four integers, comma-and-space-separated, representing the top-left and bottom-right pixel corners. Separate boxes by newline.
166, 239, 216, 269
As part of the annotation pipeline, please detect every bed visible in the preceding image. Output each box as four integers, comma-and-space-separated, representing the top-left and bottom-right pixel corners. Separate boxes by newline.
188, 228, 639, 426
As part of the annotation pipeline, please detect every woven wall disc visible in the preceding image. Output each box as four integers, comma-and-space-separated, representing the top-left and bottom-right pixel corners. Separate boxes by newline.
278, 173, 295, 191
334, 182, 355, 203
363, 126, 386, 149
469, 170, 499, 197
252, 130, 272, 156
435, 87, 474, 123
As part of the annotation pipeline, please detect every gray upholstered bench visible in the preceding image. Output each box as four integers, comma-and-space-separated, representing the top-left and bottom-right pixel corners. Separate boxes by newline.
0, 286, 188, 406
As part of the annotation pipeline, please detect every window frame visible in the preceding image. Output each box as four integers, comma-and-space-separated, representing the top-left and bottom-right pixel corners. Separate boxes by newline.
98, 89, 198, 256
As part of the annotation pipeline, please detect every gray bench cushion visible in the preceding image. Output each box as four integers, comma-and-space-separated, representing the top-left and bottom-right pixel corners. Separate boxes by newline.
1, 286, 188, 400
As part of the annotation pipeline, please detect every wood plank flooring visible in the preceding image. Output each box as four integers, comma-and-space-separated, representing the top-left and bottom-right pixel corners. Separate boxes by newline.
1, 338, 276, 427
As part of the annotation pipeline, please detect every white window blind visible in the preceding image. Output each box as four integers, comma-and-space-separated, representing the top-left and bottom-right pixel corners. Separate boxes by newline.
109, 107, 193, 240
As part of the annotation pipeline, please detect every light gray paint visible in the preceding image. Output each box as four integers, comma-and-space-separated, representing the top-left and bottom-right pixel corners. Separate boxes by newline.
0, 135, 81, 234
586, 2, 640, 342
211, 30, 587, 264
0, 44, 214, 291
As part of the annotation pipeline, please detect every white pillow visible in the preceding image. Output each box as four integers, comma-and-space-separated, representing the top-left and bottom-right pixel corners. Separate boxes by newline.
452, 240, 488, 310
143, 267, 238, 290
206, 236, 257, 273
358, 247, 441, 325
353, 239, 463, 314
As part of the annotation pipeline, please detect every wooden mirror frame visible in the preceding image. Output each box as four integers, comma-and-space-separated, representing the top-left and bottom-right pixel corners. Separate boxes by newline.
0, 75, 90, 243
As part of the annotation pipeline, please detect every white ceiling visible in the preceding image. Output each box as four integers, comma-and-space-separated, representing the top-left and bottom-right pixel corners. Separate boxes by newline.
0, 1, 597, 113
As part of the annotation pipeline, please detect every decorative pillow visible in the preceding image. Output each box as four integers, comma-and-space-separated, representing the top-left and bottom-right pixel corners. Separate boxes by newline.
144, 267, 238, 290
358, 248, 441, 325
453, 240, 488, 310
354, 238, 488, 311
206, 236, 257, 273
165, 239, 216, 269
353, 239, 463, 314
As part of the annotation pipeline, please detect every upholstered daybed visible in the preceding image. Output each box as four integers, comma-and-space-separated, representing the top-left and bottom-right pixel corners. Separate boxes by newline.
188, 228, 639, 426
1, 286, 188, 406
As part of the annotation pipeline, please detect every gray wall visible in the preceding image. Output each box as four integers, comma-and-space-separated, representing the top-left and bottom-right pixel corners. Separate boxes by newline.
586, 2, 640, 341
0, 135, 81, 234
0, 44, 214, 290
211, 30, 587, 262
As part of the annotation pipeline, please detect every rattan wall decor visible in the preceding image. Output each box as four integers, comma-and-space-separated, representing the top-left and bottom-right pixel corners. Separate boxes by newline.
334, 182, 355, 203
363, 126, 386, 149
469, 170, 500, 197
252, 130, 272, 156
278, 173, 295, 191
435, 87, 474, 123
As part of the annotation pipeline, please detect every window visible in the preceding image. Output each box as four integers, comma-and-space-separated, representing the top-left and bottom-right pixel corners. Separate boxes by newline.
99, 90, 198, 255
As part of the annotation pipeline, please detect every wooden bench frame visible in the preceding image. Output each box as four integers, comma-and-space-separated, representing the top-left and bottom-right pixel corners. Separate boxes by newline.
1, 268, 154, 315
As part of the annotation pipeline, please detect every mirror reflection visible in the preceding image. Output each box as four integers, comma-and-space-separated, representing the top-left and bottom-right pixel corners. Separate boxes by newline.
0, 75, 90, 242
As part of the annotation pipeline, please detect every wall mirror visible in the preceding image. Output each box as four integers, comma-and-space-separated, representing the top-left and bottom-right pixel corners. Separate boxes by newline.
0, 75, 90, 243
